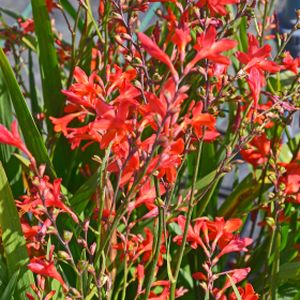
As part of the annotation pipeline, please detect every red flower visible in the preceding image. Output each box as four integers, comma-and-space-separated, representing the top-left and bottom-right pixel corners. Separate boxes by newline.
16, 175, 78, 223
215, 236, 253, 261
282, 51, 299, 74
18, 18, 35, 34
184, 101, 220, 141
50, 112, 86, 135
28, 246, 67, 290
237, 34, 281, 106
0, 121, 35, 165
279, 157, 300, 203
240, 134, 271, 167
217, 268, 251, 298
147, 138, 185, 183
114, 227, 166, 266
173, 215, 209, 250
229, 283, 259, 300
61, 66, 104, 109
137, 32, 179, 81
184, 26, 237, 75
172, 27, 192, 62
196, 0, 240, 16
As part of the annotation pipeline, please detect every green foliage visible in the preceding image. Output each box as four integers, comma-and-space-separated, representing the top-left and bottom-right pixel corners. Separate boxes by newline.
0, 163, 34, 298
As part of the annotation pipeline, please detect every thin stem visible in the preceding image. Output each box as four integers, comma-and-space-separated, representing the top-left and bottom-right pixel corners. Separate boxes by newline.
143, 178, 164, 299
169, 138, 203, 300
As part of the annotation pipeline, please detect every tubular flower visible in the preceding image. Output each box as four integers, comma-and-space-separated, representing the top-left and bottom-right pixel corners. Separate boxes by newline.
237, 34, 281, 106
184, 26, 237, 75
279, 156, 300, 203
240, 133, 271, 167
0, 120, 36, 166
28, 246, 67, 290
137, 32, 179, 81
196, 0, 240, 16
229, 283, 259, 300
174, 216, 253, 297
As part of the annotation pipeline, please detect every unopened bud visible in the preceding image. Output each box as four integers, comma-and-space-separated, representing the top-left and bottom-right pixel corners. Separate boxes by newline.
77, 238, 87, 248
58, 250, 71, 261
90, 242, 97, 256
63, 231, 73, 243
77, 260, 88, 273
120, 33, 132, 41
88, 264, 96, 275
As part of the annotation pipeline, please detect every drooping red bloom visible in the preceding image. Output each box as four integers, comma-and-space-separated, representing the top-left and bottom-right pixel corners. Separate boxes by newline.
237, 34, 281, 106
216, 268, 251, 298
147, 138, 185, 183
184, 26, 237, 75
183, 101, 220, 141
0, 120, 35, 165
172, 27, 192, 62
114, 227, 166, 266
135, 272, 188, 300
196, 0, 240, 16
279, 156, 300, 203
28, 246, 67, 290
282, 51, 299, 74
229, 283, 259, 300
173, 215, 209, 250
16, 174, 78, 223
18, 18, 35, 34
240, 134, 271, 167
137, 32, 179, 81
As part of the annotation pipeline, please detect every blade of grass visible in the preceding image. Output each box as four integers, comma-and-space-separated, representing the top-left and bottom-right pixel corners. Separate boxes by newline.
0, 69, 13, 163
31, 0, 65, 132
0, 48, 56, 178
226, 274, 242, 300
0, 269, 20, 300
0, 163, 34, 298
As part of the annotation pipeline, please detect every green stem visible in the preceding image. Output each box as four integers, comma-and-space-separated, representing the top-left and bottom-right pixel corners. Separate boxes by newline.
169, 139, 203, 300
143, 177, 163, 299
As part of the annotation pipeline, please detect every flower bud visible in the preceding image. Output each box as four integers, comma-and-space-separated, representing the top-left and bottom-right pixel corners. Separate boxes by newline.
90, 242, 97, 255
77, 260, 88, 273
77, 238, 87, 248
63, 231, 73, 243
58, 250, 71, 261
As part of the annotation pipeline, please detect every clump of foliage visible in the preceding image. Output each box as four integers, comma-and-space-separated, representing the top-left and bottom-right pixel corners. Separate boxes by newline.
0, 0, 300, 299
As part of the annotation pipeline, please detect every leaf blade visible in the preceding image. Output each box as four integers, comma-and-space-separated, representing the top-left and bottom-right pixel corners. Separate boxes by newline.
0, 163, 34, 298
31, 0, 65, 129
0, 48, 56, 178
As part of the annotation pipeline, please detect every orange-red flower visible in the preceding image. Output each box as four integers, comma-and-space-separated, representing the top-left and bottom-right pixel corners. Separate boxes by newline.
196, 0, 240, 16
28, 246, 67, 290
184, 26, 237, 75
137, 32, 179, 81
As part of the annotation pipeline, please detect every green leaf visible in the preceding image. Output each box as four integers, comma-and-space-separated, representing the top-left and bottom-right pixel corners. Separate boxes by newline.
70, 170, 99, 216
226, 274, 242, 300
0, 68, 13, 163
31, 0, 65, 130
0, 269, 20, 300
218, 173, 272, 218
0, 48, 56, 178
276, 262, 300, 282
0, 163, 34, 298
237, 17, 248, 52
182, 169, 218, 198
